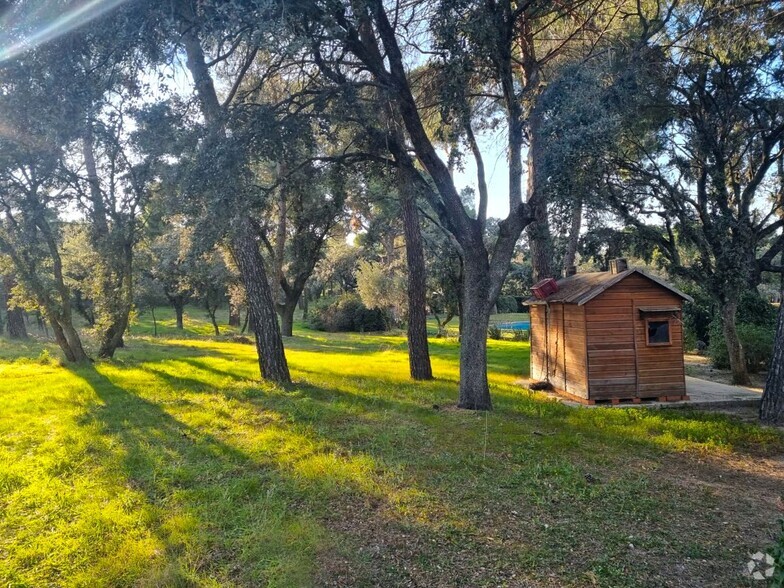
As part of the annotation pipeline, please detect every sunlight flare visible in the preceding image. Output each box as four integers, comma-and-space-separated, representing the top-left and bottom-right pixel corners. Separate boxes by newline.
0, 0, 129, 62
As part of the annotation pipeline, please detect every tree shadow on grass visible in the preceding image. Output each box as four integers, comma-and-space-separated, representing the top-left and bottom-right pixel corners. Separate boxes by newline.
67, 364, 332, 586
69, 343, 784, 587
66, 362, 494, 587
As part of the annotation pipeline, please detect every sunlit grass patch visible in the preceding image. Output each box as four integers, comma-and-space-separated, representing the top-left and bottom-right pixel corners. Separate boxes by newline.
0, 312, 782, 587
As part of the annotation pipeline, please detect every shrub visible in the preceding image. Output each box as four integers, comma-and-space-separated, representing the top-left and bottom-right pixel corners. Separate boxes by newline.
681, 284, 714, 349
308, 294, 388, 333
708, 321, 775, 373
737, 290, 777, 325
487, 325, 502, 340
682, 287, 775, 351
513, 329, 530, 342
496, 295, 518, 314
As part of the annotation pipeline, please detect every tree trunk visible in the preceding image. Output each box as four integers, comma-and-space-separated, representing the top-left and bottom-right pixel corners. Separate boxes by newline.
62, 320, 89, 362
400, 178, 433, 380
241, 309, 250, 334
208, 306, 220, 336
279, 300, 297, 337
174, 301, 184, 330
230, 222, 290, 384
458, 259, 492, 410
7, 307, 26, 339
563, 198, 583, 270
97, 314, 129, 359
526, 110, 553, 282
46, 312, 89, 363
760, 298, 784, 424
3, 275, 27, 339
228, 303, 241, 327
720, 300, 751, 386
300, 295, 309, 321
151, 307, 158, 337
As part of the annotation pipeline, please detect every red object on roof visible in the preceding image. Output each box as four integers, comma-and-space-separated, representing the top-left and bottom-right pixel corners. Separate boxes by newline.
532, 278, 558, 300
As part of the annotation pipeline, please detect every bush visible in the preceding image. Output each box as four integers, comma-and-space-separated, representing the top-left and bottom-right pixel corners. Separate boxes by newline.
681, 284, 714, 350
308, 294, 388, 333
513, 329, 530, 342
708, 321, 775, 373
737, 290, 777, 325
495, 295, 518, 314
487, 325, 502, 340
684, 287, 776, 353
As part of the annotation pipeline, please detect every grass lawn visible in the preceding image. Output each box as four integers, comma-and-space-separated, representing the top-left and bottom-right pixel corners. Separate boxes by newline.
0, 310, 782, 587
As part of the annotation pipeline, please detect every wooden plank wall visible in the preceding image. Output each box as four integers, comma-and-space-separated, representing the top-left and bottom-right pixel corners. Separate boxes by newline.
530, 304, 589, 399
530, 306, 547, 381
585, 273, 686, 399
547, 304, 565, 389
585, 291, 637, 398
563, 304, 588, 398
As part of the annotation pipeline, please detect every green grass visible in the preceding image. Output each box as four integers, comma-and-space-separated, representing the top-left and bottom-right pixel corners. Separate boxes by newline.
0, 310, 782, 587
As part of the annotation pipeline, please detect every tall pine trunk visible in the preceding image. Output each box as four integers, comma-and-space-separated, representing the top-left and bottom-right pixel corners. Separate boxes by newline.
720, 300, 751, 386
760, 296, 784, 424
458, 258, 492, 409
526, 110, 553, 282
400, 172, 432, 380
231, 222, 290, 383
563, 198, 583, 270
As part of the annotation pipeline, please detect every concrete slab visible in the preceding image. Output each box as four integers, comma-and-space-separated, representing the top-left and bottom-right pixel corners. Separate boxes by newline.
524, 376, 762, 409
672, 376, 762, 409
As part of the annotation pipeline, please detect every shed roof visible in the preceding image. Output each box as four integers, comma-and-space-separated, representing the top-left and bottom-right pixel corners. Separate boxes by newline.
526, 268, 693, 306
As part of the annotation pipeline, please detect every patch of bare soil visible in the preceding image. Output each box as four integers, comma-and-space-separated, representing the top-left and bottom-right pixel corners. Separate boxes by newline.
314, 445, 784, 588
645, 450, 784, 586
314, 495, 560, 588
684, 354, 766, 390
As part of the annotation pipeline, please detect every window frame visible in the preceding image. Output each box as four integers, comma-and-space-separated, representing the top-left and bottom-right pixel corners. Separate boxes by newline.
645, 317, 672, 347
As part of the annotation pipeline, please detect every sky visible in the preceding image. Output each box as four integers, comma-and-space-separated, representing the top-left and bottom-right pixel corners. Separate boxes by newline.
451, 131, 516, 220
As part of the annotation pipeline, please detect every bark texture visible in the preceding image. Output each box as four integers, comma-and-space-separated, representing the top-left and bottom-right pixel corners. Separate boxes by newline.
526, 109, 553, 282
401, 177, 433, 380
458, 262, 492, 409
720, 300, 751, 386
231, 222, 290, 383
279, 300, 297, 338
172, 299, 185, 330
760, 300, 784, 424
562, 198, 583, 271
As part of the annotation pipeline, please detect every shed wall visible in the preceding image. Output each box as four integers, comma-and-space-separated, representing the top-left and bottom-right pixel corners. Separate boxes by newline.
530, 304, 588, 398
530, 306, 547, 381
585, 273, 686, 399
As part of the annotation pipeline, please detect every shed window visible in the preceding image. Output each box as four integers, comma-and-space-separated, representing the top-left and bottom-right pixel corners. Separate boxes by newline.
646, 319, 671, 346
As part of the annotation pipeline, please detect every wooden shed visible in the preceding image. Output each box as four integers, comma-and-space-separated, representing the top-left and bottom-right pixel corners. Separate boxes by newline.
528, 261, 693, 404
